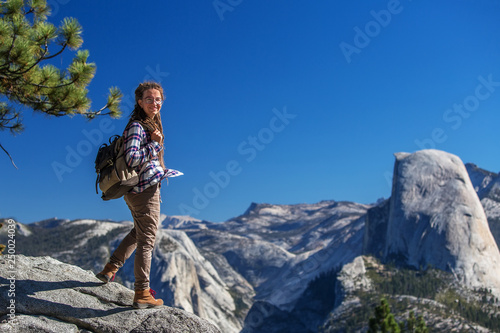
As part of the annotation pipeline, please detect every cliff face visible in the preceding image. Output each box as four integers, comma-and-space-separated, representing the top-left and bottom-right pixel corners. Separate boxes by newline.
382, 150, 500, 294
149, 230, 241, 333
0, 255, 221, 333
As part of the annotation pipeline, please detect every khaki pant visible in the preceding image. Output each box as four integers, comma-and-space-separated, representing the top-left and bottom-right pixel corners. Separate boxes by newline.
109, 184, 161, 290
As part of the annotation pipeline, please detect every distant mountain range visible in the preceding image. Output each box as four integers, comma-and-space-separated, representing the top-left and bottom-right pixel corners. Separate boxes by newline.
2, 149, 500, 332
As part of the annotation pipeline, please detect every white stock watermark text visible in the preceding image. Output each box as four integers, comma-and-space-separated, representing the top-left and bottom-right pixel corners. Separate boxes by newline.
178, 106, 297, 216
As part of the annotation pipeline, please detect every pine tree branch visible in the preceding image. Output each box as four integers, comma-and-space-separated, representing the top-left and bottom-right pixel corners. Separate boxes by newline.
0, 142, 17, 169
5, 34, 18, 66
0, 113, 18, 122
22, 75, 79, 89
10, 40, 50, 76
41, 43, 67, 60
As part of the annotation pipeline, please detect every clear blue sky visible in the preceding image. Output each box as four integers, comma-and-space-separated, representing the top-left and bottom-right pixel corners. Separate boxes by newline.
2, 0, 500, 223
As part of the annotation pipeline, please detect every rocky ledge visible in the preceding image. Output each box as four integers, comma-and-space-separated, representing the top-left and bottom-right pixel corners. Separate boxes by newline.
0, 255, 221, 333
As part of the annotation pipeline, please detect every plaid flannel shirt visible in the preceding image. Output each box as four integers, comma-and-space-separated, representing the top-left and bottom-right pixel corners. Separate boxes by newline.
123, 121, 166, 193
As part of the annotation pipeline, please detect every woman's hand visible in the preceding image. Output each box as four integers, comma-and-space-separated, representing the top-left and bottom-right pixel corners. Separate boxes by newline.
151, 129, 163, 143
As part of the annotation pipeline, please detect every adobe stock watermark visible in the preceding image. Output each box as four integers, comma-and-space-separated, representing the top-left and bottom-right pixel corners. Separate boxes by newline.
339, 0, 407, 64
5, 219, 17, 324
213, 0, 243, 21
51, 65, 169, 183
51, 118, 116, 182
178, 106, 297, 216
383, 74, 500, 188
46, 0, 71, 16
415, 74, 500, 150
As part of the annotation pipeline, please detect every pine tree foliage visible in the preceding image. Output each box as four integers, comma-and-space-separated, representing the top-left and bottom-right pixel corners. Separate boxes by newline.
368, 298, 429, 333
368, 298, 401, 333
399, 311, 429, 333
0, 0, 122, 135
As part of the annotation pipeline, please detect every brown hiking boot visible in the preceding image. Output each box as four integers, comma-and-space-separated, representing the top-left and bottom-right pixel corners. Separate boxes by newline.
133, 288, 163, 309
96, 263, 119, 283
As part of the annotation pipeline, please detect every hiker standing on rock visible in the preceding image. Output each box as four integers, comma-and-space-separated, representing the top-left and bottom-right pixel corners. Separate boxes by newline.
96, 81, 166, 309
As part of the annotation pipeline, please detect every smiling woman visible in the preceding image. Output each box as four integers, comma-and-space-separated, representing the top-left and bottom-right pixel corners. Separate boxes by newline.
138, 90, 164, 120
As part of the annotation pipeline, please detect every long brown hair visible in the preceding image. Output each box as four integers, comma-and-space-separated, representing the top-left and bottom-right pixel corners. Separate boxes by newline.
128, 81, 165, 170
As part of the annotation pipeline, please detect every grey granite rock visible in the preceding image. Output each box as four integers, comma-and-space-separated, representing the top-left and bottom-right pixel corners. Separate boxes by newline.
0, 255, 221, 333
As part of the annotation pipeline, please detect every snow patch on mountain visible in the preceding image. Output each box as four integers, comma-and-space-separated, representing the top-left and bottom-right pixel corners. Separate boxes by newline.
162, 215, 208, 229
70, 219, 131, 247
482, 198, 500, 220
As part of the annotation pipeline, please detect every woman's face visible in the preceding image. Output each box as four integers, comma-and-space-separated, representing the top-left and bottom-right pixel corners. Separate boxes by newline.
138, 89, 162, 118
